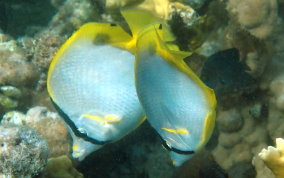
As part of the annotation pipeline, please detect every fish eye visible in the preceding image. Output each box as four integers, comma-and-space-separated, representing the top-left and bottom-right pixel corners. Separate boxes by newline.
78, 128, 87, 135
161, 139, 171, 150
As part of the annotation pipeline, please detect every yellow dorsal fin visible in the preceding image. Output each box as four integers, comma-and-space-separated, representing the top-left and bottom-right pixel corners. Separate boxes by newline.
50, 23, 134, 66
71, 23, 134, 52
136, 23, 216, 108
47, 22, 135, 98
121, 8, 162, 40
162, 128, 189, 134
136, 23, 191, 62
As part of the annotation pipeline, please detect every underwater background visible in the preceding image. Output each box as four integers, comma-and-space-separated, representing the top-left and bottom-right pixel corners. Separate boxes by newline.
0, 0, 284, 177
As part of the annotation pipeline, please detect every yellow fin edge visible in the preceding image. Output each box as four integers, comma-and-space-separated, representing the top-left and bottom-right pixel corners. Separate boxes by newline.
141, 24, 217, 118
197, 110, 216, 150
47, 22, 135, 100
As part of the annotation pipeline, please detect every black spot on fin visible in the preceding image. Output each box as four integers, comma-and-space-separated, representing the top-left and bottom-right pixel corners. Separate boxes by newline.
93, 34, 110, 44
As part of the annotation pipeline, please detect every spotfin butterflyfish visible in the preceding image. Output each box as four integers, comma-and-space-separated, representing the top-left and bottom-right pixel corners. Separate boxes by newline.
47, 22, 145, 160
122, 9, 217, 166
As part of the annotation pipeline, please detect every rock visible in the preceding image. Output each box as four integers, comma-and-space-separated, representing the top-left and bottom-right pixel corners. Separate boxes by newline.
2, 106, 71, 157
227, 0, 278, 39
229, 161, 256, 178
41, 155, 83, 178
217, 108, 244, 133
0, 124, 49, 177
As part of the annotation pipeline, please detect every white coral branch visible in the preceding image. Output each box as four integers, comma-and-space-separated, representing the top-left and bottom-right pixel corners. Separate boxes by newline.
258, 138, 284, 178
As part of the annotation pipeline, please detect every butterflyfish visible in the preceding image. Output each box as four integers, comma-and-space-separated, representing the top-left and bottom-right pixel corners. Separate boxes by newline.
47, 22, 145, 161
123, 9, 217, 166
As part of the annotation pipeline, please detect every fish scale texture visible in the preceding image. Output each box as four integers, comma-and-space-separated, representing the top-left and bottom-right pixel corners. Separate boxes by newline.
135, 52, 209, 151
49, 44, 144, 141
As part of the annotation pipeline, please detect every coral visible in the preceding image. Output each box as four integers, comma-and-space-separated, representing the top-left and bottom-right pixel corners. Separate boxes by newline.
0, 124, 49, 177
227, 0, 278, 39
104, 0, 199, 22
168, 3, 207, 50
41, 155, 83, 178
0, 0, 283, 176
252, 155, 275, 178
270, 74, 284, 111
49, 0, 100, 34
258, 138, 284, 178
0, 85, 22, 98
228, 161, 256, 178
266, 107, 284, 141
212, 105, 269, 170
2, 106, 71, 157
0, 48, 38, 87
30, 31, 66, 91
50, 0, 66, 9
248, 103, 264, 120
0, 85, 22, 112
0, 94, 18, 110
33, 31, 66, 72
105, 0, 143, 10
104, 0, 170, 19
182, 0, 208, 9
217, 108, 243, 133
0, 34, 38, 113
0, 33, 17, 51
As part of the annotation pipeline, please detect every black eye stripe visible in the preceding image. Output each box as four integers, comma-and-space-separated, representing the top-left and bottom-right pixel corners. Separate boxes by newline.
170, 147, 195, 155
50, 98, 111, 145
159, 133, 195, 155
110, 23, 117, 26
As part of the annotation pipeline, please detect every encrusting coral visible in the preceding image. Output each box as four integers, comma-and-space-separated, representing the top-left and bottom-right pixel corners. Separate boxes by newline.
0, 45, 38, 87
104, 0, 199, 22
252, 155, 275, 178
40, 155, 83, 178
0, 86, 22, 112
2, 106, 71, 157
0, 124, 49, 177
1, 0, 284, 177
270, 74, 284, 111
227, 0, 278, 39
258, 138, 284, 178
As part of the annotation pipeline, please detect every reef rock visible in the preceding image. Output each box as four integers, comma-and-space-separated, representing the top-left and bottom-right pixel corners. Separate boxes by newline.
227, 0, 278, 39
2, 106, 71, 157
0, 124, 49, 177
41, 155, 83, 178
